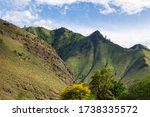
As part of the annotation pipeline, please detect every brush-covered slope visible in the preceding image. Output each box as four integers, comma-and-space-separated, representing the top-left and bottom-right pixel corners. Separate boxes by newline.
0, 19, 73, 99
25, 27, 150, 86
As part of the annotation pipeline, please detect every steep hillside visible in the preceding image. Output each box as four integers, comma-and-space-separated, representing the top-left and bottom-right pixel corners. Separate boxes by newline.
25, 27, 84, 59
25, 27, 150, 86
0, 19, 73, 99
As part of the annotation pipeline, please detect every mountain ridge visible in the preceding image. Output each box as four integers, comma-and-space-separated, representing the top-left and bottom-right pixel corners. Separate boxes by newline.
25, 26, 150, 86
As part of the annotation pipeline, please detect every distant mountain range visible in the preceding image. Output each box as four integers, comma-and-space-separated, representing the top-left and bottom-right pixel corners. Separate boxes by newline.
25, 26, 150, 86
0, 18, 150, 99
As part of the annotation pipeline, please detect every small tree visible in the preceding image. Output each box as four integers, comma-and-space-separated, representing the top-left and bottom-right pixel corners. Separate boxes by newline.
90, 68, 125, 100
122, 76, 150, 100
61, 83, 92, 100
110, 80, 125, 99
90, 68, 114, 100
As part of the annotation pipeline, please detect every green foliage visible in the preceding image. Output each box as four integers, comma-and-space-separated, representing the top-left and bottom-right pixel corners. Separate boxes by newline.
110, 80, 126, 99
90, 68, 125, 100
121, 76, 150, 100
61, 83, 93, 100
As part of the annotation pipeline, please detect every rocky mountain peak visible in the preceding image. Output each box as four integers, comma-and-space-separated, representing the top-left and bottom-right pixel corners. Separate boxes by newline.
90, 30, 108, 43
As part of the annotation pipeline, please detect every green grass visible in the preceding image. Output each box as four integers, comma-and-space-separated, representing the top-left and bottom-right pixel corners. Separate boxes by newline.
0, 19, 73, 99
0, 35, 67, 99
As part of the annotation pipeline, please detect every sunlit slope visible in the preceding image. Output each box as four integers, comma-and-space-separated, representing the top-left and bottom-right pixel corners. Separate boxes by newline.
121, 49, 150, 85
0, 19, 73, 99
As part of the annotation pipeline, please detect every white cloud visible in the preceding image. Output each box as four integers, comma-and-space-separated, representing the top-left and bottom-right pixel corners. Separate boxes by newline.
102, 27, 150, 48
1, 9, 53, 29
35, 0, 150, 15
33, 19, 53, 29
2, 10, 38, 24
10, 0, 31, 6
99, 4, 116, 15
112, 0, 150, 15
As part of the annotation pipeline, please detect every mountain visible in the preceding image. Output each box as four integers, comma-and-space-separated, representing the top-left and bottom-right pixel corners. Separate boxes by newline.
0, 19, 73, 99
25, 27, 84, 59
131, 44, 150, 51
25, 26, 150, 86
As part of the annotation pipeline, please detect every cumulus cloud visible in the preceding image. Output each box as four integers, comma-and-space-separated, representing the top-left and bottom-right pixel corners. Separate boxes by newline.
112, 0, 150, 15
1, 9, 53, 29
2, 10, 38, 24
35, 0, 150, 14
99, 4, 116, 15
33, 19, 53, 29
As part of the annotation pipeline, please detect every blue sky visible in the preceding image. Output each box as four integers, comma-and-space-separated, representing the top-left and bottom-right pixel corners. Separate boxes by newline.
0, 0, 150, 48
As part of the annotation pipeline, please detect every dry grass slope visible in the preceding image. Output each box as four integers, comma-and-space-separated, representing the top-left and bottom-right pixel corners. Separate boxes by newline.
0, 19, 73, 99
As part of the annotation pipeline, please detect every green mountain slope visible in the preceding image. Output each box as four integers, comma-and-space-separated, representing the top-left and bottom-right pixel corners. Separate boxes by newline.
25, 27, 150, 86
25, 27, 84, 59
0, 19, 73, 99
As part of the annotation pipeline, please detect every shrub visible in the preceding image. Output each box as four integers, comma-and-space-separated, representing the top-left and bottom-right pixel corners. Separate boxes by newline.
61, 83, 93, 100
121, 76, 150, 100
